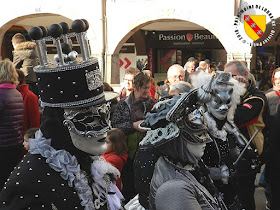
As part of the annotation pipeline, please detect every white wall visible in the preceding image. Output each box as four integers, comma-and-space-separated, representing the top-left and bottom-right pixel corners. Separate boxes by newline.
1, 0, 280, 82
0, 0, 104, 57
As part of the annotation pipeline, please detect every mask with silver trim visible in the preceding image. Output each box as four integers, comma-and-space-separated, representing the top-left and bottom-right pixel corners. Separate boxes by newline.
63, 103, 112, 155
198, 71, 234, 120
207, 84, 233, 120
63, 102, 111, 139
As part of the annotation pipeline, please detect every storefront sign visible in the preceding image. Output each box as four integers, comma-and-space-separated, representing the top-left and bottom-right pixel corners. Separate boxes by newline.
147, 30, 223, 49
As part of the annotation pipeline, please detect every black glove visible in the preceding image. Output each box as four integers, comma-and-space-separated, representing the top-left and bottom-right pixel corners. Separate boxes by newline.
242, 148, 258, 160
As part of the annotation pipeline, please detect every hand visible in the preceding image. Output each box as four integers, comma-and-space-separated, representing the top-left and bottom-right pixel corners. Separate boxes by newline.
133, 120, 147, 133
233, 75, 249, 87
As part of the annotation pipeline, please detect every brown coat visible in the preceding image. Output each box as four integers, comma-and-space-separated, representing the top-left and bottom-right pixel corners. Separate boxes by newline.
13, 41, 38, 83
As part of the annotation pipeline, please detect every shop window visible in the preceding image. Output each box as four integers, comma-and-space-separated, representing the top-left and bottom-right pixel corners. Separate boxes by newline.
157, 49, 183, 73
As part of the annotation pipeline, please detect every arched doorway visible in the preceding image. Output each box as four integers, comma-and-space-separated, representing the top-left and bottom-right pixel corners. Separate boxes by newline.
1, 26, 27, 61
111, 19, 227, 85
0, 13, 73, 61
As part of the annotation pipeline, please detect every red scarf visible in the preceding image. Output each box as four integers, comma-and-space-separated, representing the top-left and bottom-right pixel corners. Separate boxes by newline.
275, 91, 280, 97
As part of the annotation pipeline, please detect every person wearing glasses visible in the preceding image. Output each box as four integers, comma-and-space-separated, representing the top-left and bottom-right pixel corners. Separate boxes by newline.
119, 67, 140, 99
265, 68, 280, 115
155, 64, 185, 100
167, 64, 185, 84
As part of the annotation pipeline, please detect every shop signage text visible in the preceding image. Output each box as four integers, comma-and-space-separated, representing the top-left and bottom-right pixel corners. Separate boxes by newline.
158, 33, 217, 41
147, 30, 223, 49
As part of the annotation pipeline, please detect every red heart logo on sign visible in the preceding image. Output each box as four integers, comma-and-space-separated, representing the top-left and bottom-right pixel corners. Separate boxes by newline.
186, 33, 193, 42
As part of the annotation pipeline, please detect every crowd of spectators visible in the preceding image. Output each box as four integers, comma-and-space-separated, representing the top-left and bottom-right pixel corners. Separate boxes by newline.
0, 32, 277, 210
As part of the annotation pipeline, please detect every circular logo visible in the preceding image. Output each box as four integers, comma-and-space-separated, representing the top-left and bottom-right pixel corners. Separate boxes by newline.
234, 4, 276, 47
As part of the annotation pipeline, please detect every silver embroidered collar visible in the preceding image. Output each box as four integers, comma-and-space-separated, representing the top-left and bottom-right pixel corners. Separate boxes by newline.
203, 111, 227, 141
29, 130, 123, 210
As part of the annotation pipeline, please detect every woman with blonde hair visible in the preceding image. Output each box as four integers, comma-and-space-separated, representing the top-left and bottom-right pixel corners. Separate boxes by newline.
0, 59, 24, 189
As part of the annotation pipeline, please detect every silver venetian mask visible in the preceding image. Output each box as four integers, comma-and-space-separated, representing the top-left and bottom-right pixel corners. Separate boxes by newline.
63, 102, 111, 139
197, 71, 234, 121
207, 84, 233, 120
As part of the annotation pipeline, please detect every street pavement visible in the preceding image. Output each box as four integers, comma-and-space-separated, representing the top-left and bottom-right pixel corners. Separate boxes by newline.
255, 186, 266, 210
255, 166, 267, 210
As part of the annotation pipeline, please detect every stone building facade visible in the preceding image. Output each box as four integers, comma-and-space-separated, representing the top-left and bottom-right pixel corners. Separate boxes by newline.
0, 0, 279, 85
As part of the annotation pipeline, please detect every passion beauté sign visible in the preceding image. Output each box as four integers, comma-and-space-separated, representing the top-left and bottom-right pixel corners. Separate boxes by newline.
147, 30, 224, 49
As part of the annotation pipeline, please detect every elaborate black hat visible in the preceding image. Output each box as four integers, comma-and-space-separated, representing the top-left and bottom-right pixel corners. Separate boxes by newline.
139, 90, 212, 148
28, 19, 118, 108
167, 89, 212, 144
139, 95, 181, 148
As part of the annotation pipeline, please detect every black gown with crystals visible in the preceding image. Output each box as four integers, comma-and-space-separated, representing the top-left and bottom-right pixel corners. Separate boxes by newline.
203, 130, 242, 209
0, 107, 116, 210
0, 152, 113, 210
0, 153, 85, 210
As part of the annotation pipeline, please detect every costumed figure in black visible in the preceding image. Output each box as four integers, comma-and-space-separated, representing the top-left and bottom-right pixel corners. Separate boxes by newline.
125, 96, 176, 210
0, 20, 123, 210
191, 71, 257, 209
127, 72, 246, 210
135, 90, 227, 210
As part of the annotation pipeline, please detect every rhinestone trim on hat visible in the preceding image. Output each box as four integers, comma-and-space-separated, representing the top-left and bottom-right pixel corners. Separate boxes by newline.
34, 59, 99, 73
40, 92, 105, 108
42, 32, 79, 42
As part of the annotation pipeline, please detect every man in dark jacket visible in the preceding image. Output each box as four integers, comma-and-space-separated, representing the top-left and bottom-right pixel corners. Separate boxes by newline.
269, 104, 280, 210
12, 33, 39, 96
224, 61, 270, 210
